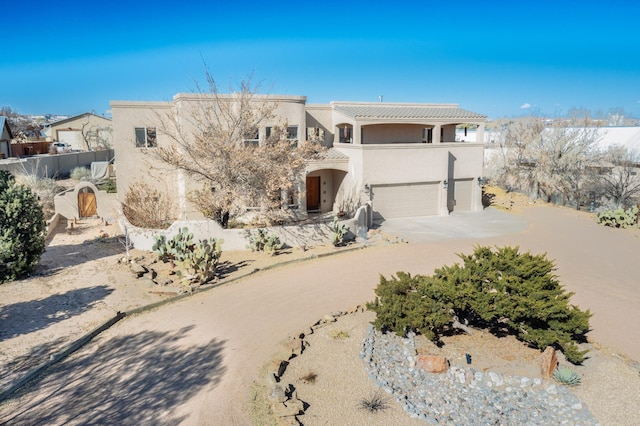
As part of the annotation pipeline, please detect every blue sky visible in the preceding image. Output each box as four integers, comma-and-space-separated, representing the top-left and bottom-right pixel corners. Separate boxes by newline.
2, 0, 639, 119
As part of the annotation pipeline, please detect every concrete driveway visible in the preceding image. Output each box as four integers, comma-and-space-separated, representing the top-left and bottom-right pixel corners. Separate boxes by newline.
375, 207, 527, 243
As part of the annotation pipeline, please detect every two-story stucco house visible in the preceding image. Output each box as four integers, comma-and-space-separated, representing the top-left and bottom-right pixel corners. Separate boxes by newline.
110, 93, 486, 222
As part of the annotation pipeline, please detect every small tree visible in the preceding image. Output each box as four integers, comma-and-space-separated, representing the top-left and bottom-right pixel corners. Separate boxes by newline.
0, 170, 46, 283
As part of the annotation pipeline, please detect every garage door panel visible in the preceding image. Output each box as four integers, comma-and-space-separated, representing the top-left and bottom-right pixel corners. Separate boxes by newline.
372, 182, 438, 219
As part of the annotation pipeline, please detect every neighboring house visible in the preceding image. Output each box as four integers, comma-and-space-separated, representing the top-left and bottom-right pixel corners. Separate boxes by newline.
0, 116, 13, 159
44, 113, 112, 151
111, 94, 486, 221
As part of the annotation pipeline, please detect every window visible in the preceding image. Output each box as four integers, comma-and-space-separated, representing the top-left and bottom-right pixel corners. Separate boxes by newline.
306, 127, 325, 142
135, 127, 157, 148
339, 126, 352, 143
243, 129, 260, 147
422, 128, 433, 143
286, 126, 298, 141
266, 126, 298, 146
286, 126, 298, 147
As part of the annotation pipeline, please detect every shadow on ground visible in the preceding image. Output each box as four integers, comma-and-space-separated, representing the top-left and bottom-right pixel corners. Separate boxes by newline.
37, 237, 125, 274
0, 286, 114, 340
0, 325, 226, 425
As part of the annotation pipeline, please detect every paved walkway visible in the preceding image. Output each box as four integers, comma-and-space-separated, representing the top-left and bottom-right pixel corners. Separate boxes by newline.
1, 206, 638, 425
376, 207, 527, 243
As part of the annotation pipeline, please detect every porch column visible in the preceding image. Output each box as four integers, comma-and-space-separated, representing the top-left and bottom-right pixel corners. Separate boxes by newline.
476, 123, 485, 144
433, 124, 442, 144
353, 123, 362, 144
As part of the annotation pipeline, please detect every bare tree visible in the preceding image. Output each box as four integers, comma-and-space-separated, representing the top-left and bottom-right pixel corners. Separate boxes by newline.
491, 116, 601, 207
155, 71, 325, 226
595, 145, 640, 208
0, 106, 42, 140
80, 119, 112, 150
542, 119, 601, 207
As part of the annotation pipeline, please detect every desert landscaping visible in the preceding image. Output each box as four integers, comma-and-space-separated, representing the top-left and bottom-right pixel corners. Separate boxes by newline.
0, 192, 639, 425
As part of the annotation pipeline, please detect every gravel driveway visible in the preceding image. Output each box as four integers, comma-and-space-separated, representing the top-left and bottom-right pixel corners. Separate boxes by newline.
1, 205, 638, 425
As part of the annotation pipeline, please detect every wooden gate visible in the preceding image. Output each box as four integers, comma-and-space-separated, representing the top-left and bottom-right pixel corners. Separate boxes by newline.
78, 189, 97, 217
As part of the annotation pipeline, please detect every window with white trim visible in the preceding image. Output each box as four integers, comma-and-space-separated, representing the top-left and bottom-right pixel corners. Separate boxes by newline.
135, 127, 157, 148
243, 129, 260, 147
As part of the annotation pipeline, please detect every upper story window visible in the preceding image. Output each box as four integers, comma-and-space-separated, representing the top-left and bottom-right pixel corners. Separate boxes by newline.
422, 128, 433, 143
286, 126, 298, 147
135, 127, 157, 148
286, 126, 298, 141
307, 127, 325, 143
266, 126, 298, 146
339, 126, 352, 143
243, 129, 260, 147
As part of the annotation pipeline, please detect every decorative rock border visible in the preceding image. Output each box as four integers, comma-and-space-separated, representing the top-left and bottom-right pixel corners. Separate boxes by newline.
360, 325, 600, 425
262, 306, 365, 425
265, 309, 600, 425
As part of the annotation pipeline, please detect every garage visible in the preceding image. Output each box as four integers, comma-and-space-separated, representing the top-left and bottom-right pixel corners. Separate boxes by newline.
371, 182, 439, 219
57, 130, 83, 150
452, 178, 474, 211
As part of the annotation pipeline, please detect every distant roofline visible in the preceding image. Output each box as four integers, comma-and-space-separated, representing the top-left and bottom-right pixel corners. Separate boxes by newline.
47, 112, 112, 126
173, 93, 307, 103
330, 101, 460, 108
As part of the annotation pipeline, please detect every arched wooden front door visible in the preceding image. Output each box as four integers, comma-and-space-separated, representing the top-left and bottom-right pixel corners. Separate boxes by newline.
78, 187, 97, 217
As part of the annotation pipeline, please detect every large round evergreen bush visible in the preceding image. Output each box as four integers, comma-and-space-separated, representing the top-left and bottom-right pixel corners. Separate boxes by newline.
367, 246, 592, 364
0, 170, 46, 283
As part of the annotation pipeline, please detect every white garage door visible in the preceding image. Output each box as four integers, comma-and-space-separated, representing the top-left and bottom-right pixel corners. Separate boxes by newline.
453, 178, 474, 211
57, 130, 83, 150
372, 182, 439, 219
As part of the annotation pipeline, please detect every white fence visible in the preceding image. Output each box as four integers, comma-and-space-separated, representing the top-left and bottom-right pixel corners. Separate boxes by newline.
0, 149, 114, 178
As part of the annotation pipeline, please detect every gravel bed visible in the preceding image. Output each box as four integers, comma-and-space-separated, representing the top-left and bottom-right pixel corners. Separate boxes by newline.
360, 325, 600, 425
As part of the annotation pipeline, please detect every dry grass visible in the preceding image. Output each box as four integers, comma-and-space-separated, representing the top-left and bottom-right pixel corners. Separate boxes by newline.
329, 329, 350, 340
300, 371, 317, 384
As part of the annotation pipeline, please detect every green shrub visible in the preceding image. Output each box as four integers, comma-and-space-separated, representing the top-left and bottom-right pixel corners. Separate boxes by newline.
597, 206, 638, 228
152, 227, 222, 284
329, 216, 349, 246
367, 246, 591, 364
97, 179, 117, 193
70, 166, 91, 181
245, 228, 282, 255
0, 170, 46, 283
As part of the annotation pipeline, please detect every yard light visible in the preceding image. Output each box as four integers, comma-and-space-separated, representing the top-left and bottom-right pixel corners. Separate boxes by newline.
443, 180, 448, 190
364, 183, 370, 194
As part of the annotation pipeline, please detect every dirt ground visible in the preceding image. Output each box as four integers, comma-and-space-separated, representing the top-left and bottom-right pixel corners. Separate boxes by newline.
0, 192, 639, 425
0, 216, 385, 395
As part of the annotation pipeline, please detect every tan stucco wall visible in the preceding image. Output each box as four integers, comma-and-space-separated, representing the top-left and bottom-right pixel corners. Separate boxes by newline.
112, 95, 310, 221
351, 143, 484, 184
362, 123, 424, 144
110, 100, 185, 217
306, 105, 334, 147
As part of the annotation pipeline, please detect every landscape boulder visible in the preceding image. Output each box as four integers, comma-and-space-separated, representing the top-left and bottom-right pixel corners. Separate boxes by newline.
541, 346, 558, 378
417, 355, 449, 373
